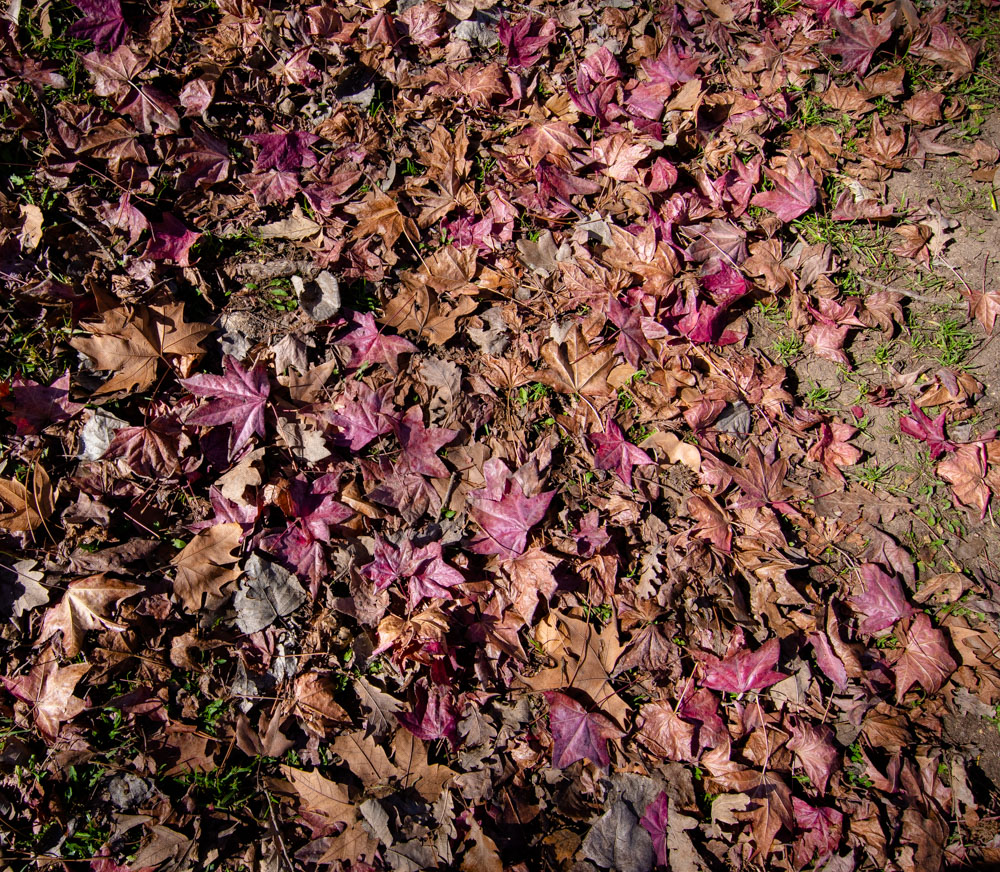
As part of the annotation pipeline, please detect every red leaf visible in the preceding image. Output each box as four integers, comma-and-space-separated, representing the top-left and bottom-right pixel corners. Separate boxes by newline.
398, 680, 459, 747
787, 719, 840, 793
248, 131, 319, 173
70, 0, 127, 50
469, 459, 554, 559
181, 356, 270, 460
325, 381, 397, 452
751, 156, 817, 222
700, 638, 786, 694
10, 371, 84, 435
588, 420, 654, 487
639, 792, 670, 867
937, 443, 993, 518
895, 613, 957, 700
792, 798, 843, 868
498, 15, 557, 69
544, 691, 623, 770
144, 214, 201, 266
849, 564, 916, 635
361, 537, 464, 609
900, 402, 955, 459
825, 10, 894, 74
392, 406, 457, 479
335, 312, 416, 373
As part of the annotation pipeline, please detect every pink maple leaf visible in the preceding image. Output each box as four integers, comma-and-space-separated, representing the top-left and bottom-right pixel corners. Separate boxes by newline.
802, 0, 857, 21
190, 487, 259, 540
588, 420, 654, 487
398, 680, 459, 748
336, 312, 416, 373
366, 460, 442, 524
825, 10, 894, 74
181, 356, 269, 460
849, 563, 916, 635
499, 15, 557, 69
608, 296, 662, 366
144, 214, 201, 266
900, 401, 955, 459
271, 474, 353, 586
700, 638, 786, 694
895, 613, 957, 700
325, 381, 397, 452
639, 793, 670, 867
751, 156, 817, 222
809, 632, 848, 692
806, 421, 862, 482
247, 131, 319, 173
544, 691, 623, 770
10, 371, 84, 435
642, 41, 700, 86
937, 443, 993, 518
362, 537, 464, 609
392, 406, 457, 478
792, 799, 843, 869
469, 459, 554, 559
242, 170, 300, 206
70, 0, 128, 50
787, 719, 840, 793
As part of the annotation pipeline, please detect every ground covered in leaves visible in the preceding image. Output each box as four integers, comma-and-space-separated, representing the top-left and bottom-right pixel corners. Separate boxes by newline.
3, 0, 1000, 869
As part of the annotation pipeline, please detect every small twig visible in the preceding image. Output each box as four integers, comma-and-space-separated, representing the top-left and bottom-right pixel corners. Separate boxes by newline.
69, 217, 120, 265
854, 276, 960, 306
265, 789, 296, 872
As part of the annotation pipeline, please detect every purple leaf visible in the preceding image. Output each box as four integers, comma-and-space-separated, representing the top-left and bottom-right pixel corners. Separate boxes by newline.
392, 406, 457, 479
809, 632, 848, 692
544, 691, 623, 770
787, 719, 840, 793
792, 799, 844, 868
335, 312, 416, 372
700, 638, 786, 694
325, 381, 397, 452
398, 680, 459, 748
181, 356, 270, 460
825, 10, 894, 74
900, 401, 955, 459
588, 420, 655, 487
70, 0, 127, 50
361, 537, 464, 609
639, 793, 670, 867
751, 156, 817, 223
469, 459, 554, 559
144, 214, 201, 266
10, 371, 84, 435
248, 131, 319, 173
498, 15, 557, 69
849, 564, 915, 635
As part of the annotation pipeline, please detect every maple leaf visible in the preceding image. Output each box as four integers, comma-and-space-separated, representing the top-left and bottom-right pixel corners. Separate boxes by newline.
105, 408, 189, 477
0, 559, 48, 621
144, 215, 201, 266
170, 523, 242, 612
346, 190, 418, 250
10, 371, 84, 435
895, 613, 957, 700
272, 475, 354, 586
499, 15, 557, 69
392, 406, 457, 478
362, 537, 464, 609
642, 41, 700, 86
544, 691, 623, 770
792, 799, 843, 868
806, 422, 861, 482
592, 133, 651, 182
850, 564, 916, 635
98, 191, 148, 245
937, 443, 993, 518
71, 304, 213, 395
968, 286, 1000, 333
589, 420, 655, 487
537, 324, 616, 397
177, 125, 231, 190
38, 575, 142, 657
826, 10, 893, 74
325, 381, 397, 451
242, 169, 300, 206
512, 122, 587, 170
70, 0, 128, 51
335, 312, 416, 373
248, 131, 318, 173
0, 465, 55, 533
398, 680, 459, 747
469, 459, 555, 559
751, 156, 817, 222
639, 793, 670, 868
700, 638, 786, 694
83, 47, 179, 132
786, 719, 840, 793
900, 402, 955, 459
2, 657, 89, 740
181, 356, 269, 460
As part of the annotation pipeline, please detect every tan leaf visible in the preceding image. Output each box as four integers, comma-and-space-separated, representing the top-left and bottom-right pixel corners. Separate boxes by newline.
316, 820, 381, 866
537, 324, 616, 397
2, 657, 89, 740
347, 190, 417, 249
461, 819, 503, 872
38, 574, 142, 657
170, 523, 242, 612
19, 204, 43, 251
282, 766, 357, 824
393, 728, 456, 800
511, 121, 587, 169
330, 730, 402, 787
70, 303, 213, 394
0, 465, 54, 533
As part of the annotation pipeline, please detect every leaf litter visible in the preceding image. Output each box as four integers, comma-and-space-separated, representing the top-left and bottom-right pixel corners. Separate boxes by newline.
1, 0, 1000, 870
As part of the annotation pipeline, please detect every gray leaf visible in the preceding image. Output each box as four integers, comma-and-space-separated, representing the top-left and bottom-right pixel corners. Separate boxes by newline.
234, 554, 307, 634
582, 799, 654, 872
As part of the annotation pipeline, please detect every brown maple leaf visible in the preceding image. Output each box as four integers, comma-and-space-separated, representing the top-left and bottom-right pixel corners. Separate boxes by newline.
70, 303, 213, 394
170, 522, 242, 612
2, 656, 89, 740
894, 613, 957, 700
346, 190, 417, 251
537, 323, 616, 397
512, 121, 587, 169
0, 464, 55, 533
38, 574, 142, 656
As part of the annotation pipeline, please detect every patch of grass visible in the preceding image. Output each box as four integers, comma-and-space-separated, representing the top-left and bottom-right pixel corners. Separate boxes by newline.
803, 381, 834, 411
772, 333, 803, 363
852, 460, 896, 491
793, 214, 897, 274
516, 382, 550, 406
907, 314, 977, 367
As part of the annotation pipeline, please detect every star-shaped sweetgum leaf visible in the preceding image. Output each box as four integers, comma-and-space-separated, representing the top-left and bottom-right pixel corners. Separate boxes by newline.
699, 638, 786, 694
588, 420, 654, 487
325, 381, 398, 452
825, 9, 894, 74
545, 691, 623, 770
144, 214, 201, 266
894, 613, 957, 700
10, 371, 84, 435
792, 799, 843, 869
70, 0, 128, 50
498, 15, 557, 69
849, 563, 916, 635
247, 131, 319, 173
393, 406, 457, 478
181, 356, 270, 460
397, 680, 459, 748
469, 460, 555, 559
362, 537, 464, 609
38, 575, 142, 657
751, 156, 817, 222
900, 402, 955, 459
937, 443, 994, 518
2, 658, 90, 740
336, 312, 417, 373
786, 719, 840, 793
